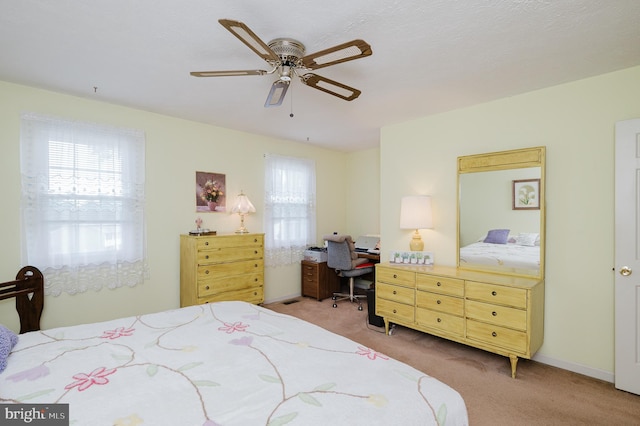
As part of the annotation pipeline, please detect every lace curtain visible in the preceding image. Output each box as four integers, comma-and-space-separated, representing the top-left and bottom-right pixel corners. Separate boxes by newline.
20, 113, 148, 296
263, 154, 316, 266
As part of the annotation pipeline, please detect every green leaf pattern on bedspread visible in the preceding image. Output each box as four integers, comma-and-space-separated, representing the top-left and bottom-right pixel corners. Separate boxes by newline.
1, 302, 468, 425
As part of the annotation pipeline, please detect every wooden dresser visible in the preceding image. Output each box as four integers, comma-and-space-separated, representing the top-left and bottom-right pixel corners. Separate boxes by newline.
180, 233, 264, 307
375, 263, 544, 378
301, 260, 341, 301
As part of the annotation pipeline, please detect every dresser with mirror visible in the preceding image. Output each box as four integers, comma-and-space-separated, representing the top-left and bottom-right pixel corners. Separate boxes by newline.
376, 146, 545, 378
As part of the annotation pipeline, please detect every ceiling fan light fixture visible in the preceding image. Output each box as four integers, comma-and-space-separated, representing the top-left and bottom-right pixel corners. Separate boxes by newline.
265, 80, 290, 107
192, 20, 371, 107
279, 65, 292, 82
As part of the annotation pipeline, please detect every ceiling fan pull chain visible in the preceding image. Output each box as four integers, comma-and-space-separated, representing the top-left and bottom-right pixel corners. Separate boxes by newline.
289, 83, 294, 118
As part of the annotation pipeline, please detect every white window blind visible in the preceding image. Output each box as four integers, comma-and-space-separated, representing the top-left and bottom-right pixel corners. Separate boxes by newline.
20, 113, 148, 296
263, 154, 316, 266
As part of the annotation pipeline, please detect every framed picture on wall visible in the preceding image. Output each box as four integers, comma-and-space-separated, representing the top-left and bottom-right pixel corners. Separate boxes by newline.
196, 171, 226, 212
512, 178, 540, 210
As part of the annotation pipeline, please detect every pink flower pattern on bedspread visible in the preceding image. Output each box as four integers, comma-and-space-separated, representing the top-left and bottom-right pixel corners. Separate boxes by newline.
101, 327, 135, 339
65, 366, 116, 391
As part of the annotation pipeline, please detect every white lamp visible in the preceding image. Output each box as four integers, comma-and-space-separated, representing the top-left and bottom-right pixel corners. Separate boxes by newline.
230, 190, 256, 234
400, 195, 433, 251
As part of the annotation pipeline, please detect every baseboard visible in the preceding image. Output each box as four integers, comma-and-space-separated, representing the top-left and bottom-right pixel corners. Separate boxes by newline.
533, 353, 614, 383
263, 293, 302, 305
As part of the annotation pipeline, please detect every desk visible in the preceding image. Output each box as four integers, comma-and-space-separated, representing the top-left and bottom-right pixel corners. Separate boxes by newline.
357, 252, 380, 262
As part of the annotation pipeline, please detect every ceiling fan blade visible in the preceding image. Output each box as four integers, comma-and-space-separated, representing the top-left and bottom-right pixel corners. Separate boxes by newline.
218, 19, 280, 63
264, 80, 290, 107
300, 39, 372, 70
190, 70, 268, 77
300, 73, 361, 101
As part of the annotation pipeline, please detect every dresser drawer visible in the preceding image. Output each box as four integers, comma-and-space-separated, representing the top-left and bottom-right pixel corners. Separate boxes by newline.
416, 274, 464, 297
416, 307, 464, 336
198, 259, 264, 280
376, 267, 415, 287
197, 246, 263, 264
198, 273, 263, 297
466, 281, 527, 309
466, 319, 527, 353
416, 291, 464, 316
199, 286, 264, 305
376, 298, 414, 323
466, 300, 527, 331
196, 234, 263, 250
377, 282, 415, 305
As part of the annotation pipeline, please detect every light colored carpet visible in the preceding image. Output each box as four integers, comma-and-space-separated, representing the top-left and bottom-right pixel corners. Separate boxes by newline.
264, 296, 640, 426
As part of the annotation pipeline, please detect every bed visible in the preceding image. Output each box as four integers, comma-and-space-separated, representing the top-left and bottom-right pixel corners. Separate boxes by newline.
459, 241, 540, 270
1, 266, 468, 425
459, 230, 540, 271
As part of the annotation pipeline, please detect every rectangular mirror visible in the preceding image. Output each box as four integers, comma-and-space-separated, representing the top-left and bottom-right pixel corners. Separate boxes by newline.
457, 147, 545, 279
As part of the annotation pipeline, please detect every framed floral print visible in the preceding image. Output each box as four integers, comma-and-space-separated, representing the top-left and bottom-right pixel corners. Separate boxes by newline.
196, 171, 226, 212
512, 178, 540, 210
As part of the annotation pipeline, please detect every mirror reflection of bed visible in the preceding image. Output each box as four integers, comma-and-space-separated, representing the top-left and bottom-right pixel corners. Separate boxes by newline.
459, 228, 540, 275
457, 147, 545, 279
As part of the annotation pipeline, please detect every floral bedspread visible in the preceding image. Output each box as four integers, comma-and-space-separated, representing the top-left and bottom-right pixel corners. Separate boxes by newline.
2, 301, 468, 425
460, 242, 540, 270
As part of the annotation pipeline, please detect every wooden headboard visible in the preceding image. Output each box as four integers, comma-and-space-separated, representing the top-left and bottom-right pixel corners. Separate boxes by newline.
0, 266, 43, 333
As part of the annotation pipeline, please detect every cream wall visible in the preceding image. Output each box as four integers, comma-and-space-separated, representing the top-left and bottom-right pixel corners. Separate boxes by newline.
380, 65, 640, 380
0, 81, 351, 330
346, 148, 380, 239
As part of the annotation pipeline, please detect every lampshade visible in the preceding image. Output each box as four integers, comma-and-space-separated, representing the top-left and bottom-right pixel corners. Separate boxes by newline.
400, 196, 433, 229
231, 191, 256, 233
400, 195, 433, 251
231, 192, 256, 215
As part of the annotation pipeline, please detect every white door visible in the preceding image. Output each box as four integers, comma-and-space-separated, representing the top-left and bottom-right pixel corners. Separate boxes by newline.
615, 118, 640, 395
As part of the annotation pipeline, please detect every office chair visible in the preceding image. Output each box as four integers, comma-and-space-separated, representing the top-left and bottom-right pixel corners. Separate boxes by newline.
324, 234, 375, 310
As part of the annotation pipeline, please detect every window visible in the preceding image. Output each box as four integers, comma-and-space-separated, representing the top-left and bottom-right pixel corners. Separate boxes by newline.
20, 113, 148, 296
263, 154, 316, 266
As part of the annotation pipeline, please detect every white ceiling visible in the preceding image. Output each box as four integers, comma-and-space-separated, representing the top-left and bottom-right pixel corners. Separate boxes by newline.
2, 1, 639, 152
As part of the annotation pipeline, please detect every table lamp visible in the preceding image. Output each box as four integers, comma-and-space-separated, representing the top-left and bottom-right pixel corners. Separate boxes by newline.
400, 195, 433, 251
230, 190, 256, 234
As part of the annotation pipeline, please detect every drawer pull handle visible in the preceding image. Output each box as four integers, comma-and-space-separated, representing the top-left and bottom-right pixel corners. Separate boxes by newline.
437, 300, 441, 304
492, 311, 497, 316
393, 309, 397, 314
393, 274, 397, 278
205, 285, 210, 290
491, 291, 497, 296
254, 278, 258, 282
492, 332, 497, 337
205, 255, 209, 259
205, 270, 209, 274
393, 290, 397, 295
205, 241, 209, 246
437, 281, 442, 286
437, 318, 442, 323
254, 238, 258, 243
254, 264, 258, 268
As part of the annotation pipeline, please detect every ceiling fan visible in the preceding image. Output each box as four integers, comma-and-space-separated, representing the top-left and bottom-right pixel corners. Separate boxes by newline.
190, 19, 372, 107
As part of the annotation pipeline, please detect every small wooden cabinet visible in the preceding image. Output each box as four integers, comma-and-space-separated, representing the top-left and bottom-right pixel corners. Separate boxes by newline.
180, 233, 264, 307
301, 260, 341, 301
376, 263, 544, 378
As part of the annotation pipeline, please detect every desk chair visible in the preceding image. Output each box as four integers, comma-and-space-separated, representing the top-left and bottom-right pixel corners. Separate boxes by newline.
324, 234, 375, 310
